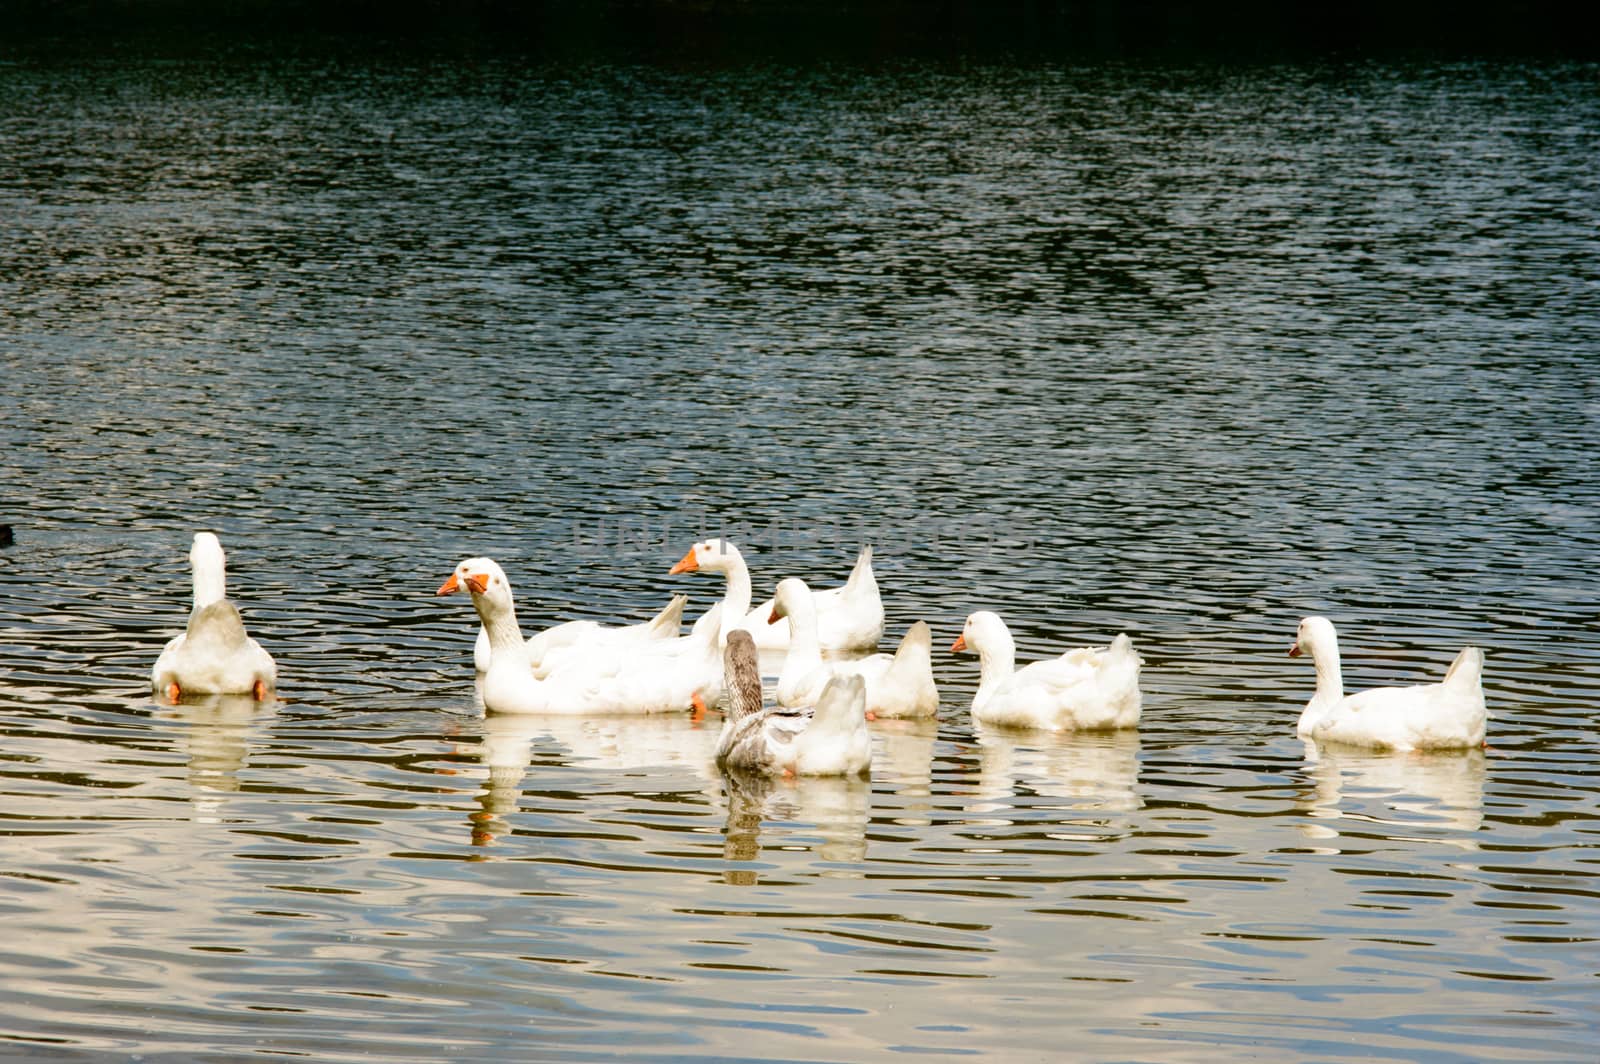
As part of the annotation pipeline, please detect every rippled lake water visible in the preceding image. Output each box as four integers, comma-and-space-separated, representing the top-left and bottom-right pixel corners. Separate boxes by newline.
2, 53, 1598, 1061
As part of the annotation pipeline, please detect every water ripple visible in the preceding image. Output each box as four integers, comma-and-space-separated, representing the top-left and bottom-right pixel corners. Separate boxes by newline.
1, 54, 1597, 1063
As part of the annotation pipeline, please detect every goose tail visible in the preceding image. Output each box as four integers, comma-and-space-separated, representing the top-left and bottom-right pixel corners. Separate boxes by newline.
887, 620, 934, 685
643, 594, 688, 637
811, 673, 867, 733
1105, 632, 1139, 666
843, 545, 876, 597
1442, 646, 1484, 692
692, 602, 726, 649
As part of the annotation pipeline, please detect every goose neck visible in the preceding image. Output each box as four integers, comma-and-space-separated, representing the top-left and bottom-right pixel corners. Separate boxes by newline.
975, 628, 1017, 686
782, 591, 823, 670
1307, 635, 1344, 703
724, 645, 764, 722
714, 549, 753, 636
191, 561, 227, 611
970, 631, 1015, 712
474, 596, 526, 655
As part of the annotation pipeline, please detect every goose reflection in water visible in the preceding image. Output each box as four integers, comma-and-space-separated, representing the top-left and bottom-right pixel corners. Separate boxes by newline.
465, 711, 721, 846
967, 726, 1142, 815
157, 692, 278, 823
719, 770, 871, 886
1299, 740, 1487, 848
864, 717, 939, 827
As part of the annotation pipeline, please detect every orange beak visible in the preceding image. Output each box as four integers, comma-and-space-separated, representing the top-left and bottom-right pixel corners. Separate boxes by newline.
436, 573, 460, 595
950, 634, 967, 653
464, 572, 489, 595
769, 605, 784, 624
1288, 641, 1301, 657
668, 547, 699, 575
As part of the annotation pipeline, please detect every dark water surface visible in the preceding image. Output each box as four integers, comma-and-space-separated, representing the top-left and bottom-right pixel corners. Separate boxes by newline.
2, 55, 1598, 1061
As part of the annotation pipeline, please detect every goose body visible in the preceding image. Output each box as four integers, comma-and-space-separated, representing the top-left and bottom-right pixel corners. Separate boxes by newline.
534, 596, 722, 680
771, 577, 937, 718
669, 539, 883, 651
1290, 616, 1486, 751
951, 611, 1141, 731
716, 630, 871, 777
440, 558, 721, 715
151, 532, 276, 702
472, 593, 686, 673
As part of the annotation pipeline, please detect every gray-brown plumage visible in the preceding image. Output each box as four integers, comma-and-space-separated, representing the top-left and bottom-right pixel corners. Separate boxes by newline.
717, 631, 804, 772
723, 631, 767, 723
715, 629, 871, 777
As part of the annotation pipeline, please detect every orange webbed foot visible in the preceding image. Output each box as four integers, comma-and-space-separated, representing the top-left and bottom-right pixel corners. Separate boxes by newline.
690, 693, 708, 723
164, 682, 180, 703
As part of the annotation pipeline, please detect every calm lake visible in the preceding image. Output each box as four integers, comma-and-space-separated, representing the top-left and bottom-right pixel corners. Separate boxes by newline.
1, 51, 1598, 1061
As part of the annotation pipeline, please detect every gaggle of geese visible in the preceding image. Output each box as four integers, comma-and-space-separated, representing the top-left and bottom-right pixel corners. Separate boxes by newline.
152, 532, 1491, 780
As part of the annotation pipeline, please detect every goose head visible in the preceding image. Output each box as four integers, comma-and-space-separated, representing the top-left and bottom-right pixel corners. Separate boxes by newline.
438, 557, 523, 652
950, 610, 1007, 656
669, 538, 745, 575
1290, 616, 1337, 660
768, 576, 813, 624
437, 557, 513, 610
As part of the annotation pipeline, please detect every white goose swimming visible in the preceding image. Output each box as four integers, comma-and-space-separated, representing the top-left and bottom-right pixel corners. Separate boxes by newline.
951, 611, 1141, 731
716, 630, 872, 777
438, 557, 722, 716
471, 593, 686, 673
151, 532, 276, 702
770, 577, 937, 718
1289, 616, 1486, 751
668, 538, 883, 651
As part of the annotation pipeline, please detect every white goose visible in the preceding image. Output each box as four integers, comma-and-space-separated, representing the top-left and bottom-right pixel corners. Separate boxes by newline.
151, 532, 276, 702
770, 577, 937, 718
951, 611, 1141, 731
1289, 616, 1487, 751
716, 631, 871, 777
438, 557, 722, 716
668, 538, 884, 651
471, 593, 686, 673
